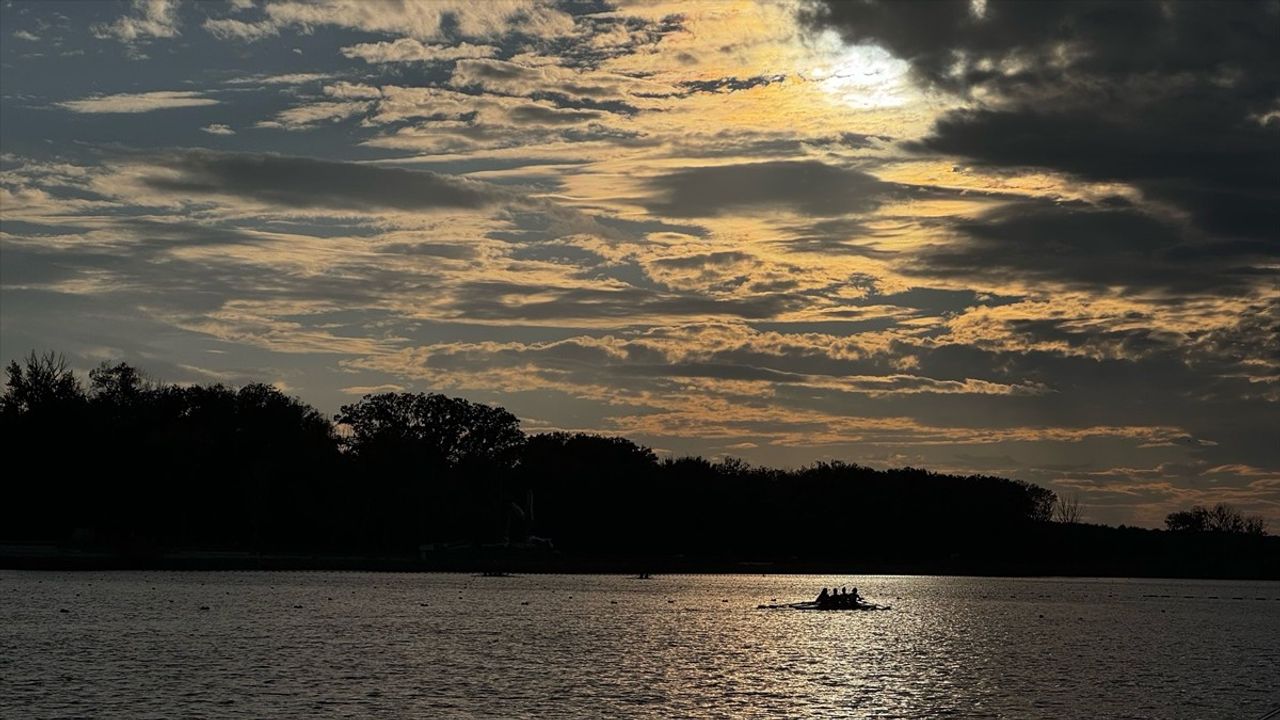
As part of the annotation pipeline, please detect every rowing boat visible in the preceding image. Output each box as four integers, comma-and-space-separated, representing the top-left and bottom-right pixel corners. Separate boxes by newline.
757, 600, 891, 611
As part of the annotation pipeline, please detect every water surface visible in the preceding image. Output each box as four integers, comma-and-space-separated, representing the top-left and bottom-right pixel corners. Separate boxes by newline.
3, 572, 1277, 718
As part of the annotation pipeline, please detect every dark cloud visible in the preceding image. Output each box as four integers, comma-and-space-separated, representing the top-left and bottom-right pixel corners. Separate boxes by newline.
915, 105, 1280, 241
379, 242, 478, 260
115, 218, 274, 249
140, 150, 507, 211
896, 329, 1280, 469
862, 286, 1023, 315
773, 217, 891, 256
505, 104, 602, 125
642, 160, 900, 217
801, 0, 1279, 104
651, 251, 754, 270
680, 75, 786, 94
803, 0, 1280, 287
908, 199, 1279, 293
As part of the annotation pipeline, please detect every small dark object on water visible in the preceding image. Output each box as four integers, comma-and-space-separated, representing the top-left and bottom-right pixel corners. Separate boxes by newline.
199, 605, 210, 611
758, 587, 890, 612
59, 608, 69, 613
293, 604, 303, 609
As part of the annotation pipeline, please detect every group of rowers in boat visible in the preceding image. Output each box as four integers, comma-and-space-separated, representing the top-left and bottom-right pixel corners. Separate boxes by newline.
813, 586, 864, 608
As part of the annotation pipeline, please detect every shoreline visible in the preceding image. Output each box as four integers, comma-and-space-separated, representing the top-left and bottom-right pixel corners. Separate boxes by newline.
3, 548, 1277, 580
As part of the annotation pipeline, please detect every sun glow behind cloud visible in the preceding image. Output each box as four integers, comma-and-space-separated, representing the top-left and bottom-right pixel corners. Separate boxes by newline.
807, 37, 916, 110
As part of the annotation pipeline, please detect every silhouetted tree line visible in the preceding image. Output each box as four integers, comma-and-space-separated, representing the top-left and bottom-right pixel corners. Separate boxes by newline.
1166, 503, 1267, 535
2, 352, 1275, 577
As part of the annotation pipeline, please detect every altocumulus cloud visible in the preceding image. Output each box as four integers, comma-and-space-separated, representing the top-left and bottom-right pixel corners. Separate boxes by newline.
57, 91, 219, 114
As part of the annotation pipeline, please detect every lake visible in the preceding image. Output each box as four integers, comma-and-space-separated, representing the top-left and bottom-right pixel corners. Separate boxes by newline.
2, 572, 1277, 718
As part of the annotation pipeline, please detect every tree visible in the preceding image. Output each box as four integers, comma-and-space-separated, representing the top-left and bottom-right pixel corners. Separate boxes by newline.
1053, 493, 1083, 524
1, 351, 84, 416
1165, 503, 1267, 535
336, 392, 525, 467
335, 392, 526, 546
89, 361, 154, 406
1019, 480, 1057, 523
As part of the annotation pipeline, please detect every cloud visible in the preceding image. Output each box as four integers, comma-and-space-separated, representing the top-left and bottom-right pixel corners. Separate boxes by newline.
257, 79, 629, 147
200, 123, 236, 136
650, 251, 756, 271
57, 91, 219, 114
504, 104, 602, 126
450, 58, 634, 101
803, 0, 1280, 259
340, 38, 497, 64
340, 384, 406, 396
361, 328, 1045, 401
135, 149, 510, 212
12, 30, 40, 42
641, 161, 900, 217
445, 281, 803, 323
915, 106, 1280, 242
224, 72, 332, 86
904, 198, 1280, 295
256, 101, 371, 131
680, 75, 787, 94
92, 0, 180, 43
203, 18, 278, 42
258, 0, 574, 41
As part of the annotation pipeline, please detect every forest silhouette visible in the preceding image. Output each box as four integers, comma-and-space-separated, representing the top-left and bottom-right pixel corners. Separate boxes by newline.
2, 352, 1275, 578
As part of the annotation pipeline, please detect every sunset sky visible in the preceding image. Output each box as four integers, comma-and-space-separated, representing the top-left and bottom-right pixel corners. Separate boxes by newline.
2, 0, 1277, 527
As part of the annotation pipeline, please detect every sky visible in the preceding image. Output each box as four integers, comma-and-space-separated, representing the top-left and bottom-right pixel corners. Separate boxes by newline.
1, 0, 1277, 528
